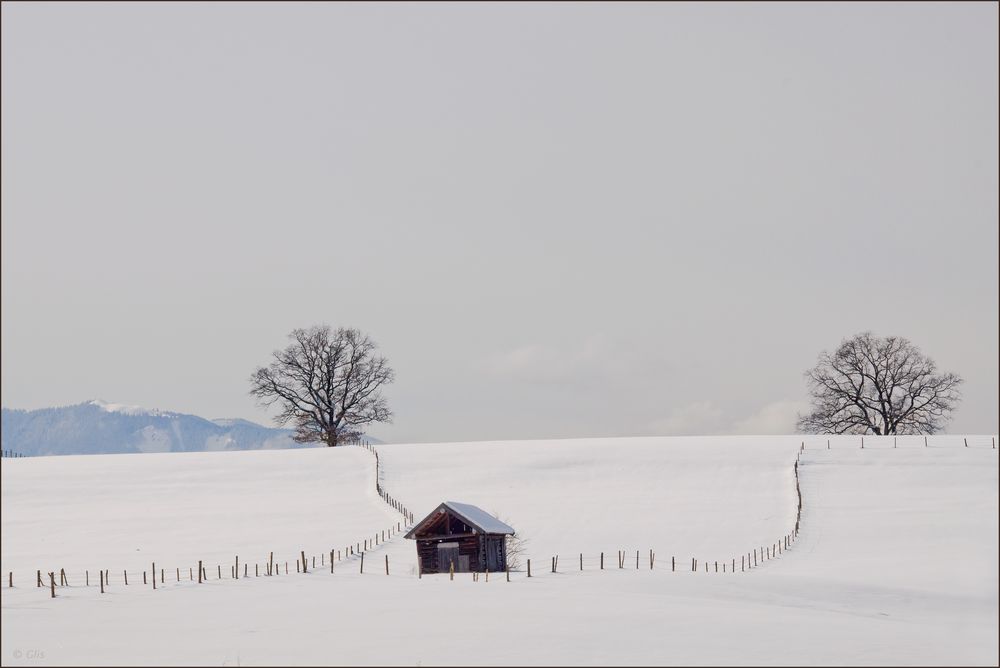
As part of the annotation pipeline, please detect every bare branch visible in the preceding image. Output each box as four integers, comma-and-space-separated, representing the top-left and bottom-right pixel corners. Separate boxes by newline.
797, 332, 962, 435
249, 326, 395, 446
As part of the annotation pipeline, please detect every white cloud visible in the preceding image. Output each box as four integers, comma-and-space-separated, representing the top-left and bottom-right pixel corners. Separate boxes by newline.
644, 399, 808, 436
645, 401, 725, 436
729, 400, 808, 435
482, 335, 667, 386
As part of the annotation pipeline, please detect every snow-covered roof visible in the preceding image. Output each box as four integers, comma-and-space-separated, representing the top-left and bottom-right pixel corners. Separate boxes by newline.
442, 501, 515, 534
405, 501, 515, 538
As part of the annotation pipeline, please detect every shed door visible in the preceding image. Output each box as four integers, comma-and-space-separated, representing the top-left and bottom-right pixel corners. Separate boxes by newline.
438, 543, 459, 572
486, 536, 504, 571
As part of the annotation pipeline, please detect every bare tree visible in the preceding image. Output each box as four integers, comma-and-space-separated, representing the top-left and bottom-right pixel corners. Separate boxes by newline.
491, 510, 528, 570
797, 332, 962, 435
250, 326, 394, 446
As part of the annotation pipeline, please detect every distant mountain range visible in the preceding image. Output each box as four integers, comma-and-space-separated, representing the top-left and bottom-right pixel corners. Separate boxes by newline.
0, 400, 378, 456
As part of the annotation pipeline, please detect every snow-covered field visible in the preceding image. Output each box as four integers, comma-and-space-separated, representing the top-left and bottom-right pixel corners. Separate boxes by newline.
1, 436, 997, 666
0, 446, 398, 577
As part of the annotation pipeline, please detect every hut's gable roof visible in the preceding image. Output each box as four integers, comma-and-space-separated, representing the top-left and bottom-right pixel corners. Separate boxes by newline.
442, 501, 515, 534
405, 501, 515, 539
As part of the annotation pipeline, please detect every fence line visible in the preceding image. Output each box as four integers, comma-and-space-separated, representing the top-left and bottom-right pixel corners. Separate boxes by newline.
11, 436, 996, 597
7, 437, 415, 598
801, 434, 997, 450
352, 440, 415, 525
0, 442, 811, 594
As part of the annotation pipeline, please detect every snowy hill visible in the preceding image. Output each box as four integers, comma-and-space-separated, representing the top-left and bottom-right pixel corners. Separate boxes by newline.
0, 400, 305, 456
0, 435, 996, 665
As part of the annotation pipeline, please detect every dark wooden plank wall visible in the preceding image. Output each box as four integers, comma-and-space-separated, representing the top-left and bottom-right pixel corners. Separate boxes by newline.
417, 535, 480, 573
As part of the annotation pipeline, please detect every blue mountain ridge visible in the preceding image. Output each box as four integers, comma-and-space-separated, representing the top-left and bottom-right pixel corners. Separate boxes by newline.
1, 400, 379, 456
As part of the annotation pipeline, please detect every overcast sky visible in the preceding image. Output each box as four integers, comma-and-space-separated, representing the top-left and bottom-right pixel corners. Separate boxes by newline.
2, 2, 997, 442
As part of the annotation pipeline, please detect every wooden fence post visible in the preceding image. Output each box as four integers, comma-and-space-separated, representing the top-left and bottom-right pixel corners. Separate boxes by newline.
672, 556, 675, 572
124, 570, 128, 586
450, 560, 455, 581
152, 563, 156, 589
100, 570, 104, 594
49, 572, 56, 598
635, 550, 639, 569
360, 553, 364, 574
580, 553, 583, 571
385, 555, 389, 575
301, 551, 307, 573
331, 551, 335, 573
37, 570, 42, 588
527, 559, 531, 578
600, 552, 604, 570
198, 560, 202, 584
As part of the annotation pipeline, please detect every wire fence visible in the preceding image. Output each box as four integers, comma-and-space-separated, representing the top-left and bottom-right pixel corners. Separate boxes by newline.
354, 440, 415, 525
5, 435, 995, 598
4, 437, 416, 598
798, 434, 996, 450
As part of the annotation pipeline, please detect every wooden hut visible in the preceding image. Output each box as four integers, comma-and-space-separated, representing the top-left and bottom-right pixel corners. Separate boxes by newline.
405, 501, 515, 574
